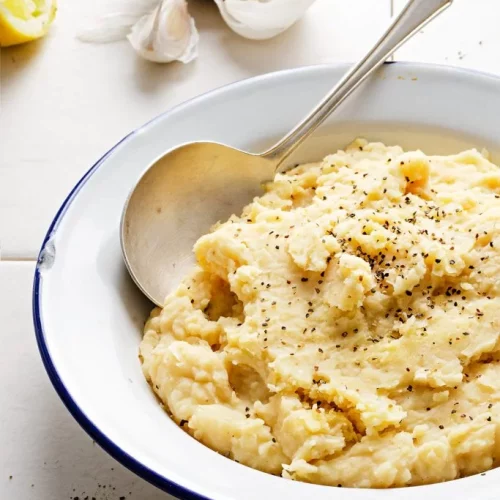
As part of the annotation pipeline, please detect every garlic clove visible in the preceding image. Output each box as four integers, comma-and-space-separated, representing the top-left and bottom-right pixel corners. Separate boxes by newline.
127, 0, 199, 63
214, 0, 317, 40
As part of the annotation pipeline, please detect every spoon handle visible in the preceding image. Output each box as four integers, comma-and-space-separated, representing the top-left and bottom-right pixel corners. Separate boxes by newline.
263, 0, 453, 167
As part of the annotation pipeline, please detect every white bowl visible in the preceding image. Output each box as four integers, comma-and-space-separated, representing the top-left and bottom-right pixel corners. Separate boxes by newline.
34, 63, 500, 500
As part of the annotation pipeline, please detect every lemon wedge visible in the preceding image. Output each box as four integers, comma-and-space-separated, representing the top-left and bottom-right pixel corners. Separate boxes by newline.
0, 0, 57, 47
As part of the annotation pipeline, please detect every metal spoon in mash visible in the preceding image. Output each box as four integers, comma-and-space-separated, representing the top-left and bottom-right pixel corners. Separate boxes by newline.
121, 0, 452, 307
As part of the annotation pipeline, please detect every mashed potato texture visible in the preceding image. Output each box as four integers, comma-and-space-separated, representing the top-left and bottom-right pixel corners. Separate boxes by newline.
140, 139, 500, 488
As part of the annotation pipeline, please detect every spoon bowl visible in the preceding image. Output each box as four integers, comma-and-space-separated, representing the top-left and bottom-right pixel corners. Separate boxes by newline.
121, 142, 274, 305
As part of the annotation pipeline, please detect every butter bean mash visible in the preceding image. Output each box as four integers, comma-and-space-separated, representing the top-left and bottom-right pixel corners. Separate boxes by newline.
140, 139, 500, 487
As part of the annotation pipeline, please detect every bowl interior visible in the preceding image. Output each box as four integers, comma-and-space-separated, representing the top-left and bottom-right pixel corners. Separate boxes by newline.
35, 63, 500, 500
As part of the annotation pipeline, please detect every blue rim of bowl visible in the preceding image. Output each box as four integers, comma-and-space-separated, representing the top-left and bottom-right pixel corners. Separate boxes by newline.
32, 62, 500, 500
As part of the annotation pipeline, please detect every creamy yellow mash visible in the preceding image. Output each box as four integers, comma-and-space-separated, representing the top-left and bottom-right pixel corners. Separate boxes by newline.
140, 139, 500, 488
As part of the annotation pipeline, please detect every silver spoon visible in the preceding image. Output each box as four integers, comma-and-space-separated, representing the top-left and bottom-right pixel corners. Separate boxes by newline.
121, 0, 453, 306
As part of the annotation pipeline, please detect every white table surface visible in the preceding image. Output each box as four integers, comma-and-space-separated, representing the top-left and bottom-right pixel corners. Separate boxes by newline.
1, 0, 499, 498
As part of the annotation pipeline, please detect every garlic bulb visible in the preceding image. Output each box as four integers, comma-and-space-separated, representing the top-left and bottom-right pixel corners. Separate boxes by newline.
214, 0, 317, 40
128, 0, 199, 63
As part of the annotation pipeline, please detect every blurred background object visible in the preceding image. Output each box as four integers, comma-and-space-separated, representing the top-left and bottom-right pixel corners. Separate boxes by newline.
0, 0, 57, 47
77, 0, 318, 62
214, 0, 317, 40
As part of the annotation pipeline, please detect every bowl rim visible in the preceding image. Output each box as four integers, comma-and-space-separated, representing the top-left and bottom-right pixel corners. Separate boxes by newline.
32, 61, 500, 500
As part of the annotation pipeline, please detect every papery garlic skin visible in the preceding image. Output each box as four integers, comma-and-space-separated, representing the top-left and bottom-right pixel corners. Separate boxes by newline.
214, 0, 317, 40
77, 0, 160, 43
127, 0, 199, 63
